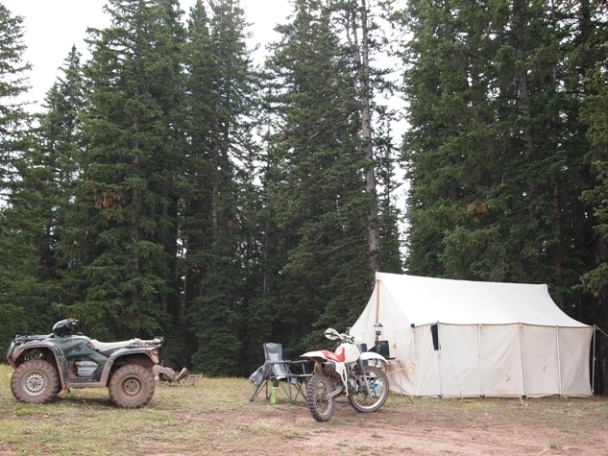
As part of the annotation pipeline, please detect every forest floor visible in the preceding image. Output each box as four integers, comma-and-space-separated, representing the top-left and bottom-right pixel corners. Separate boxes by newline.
1, 364, 608, 455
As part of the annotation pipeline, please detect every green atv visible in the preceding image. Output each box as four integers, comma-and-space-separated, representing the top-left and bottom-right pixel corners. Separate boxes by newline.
6, 319, 163, 408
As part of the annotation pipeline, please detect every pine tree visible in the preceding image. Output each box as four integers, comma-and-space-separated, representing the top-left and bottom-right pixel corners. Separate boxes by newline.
578, 0, 608, 393
327, 0, 402, 275
0, 3, 30, 197
402, 0, 507, 278
67, 0, 186, 339
402, 0, 598, 299
183, 0, 256, 376
262, 0, 374, 349
180, 0, 214, 371
38, 45, 87, 304
0, 43, 86, 350
0, 3, 33, 352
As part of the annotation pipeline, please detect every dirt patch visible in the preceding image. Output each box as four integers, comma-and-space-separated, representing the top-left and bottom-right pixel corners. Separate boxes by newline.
174, 394, 608, 456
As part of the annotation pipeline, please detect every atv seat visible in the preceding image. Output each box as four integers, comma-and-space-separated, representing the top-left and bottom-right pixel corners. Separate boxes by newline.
91, 338, 162, 357
91, 339, 139, 355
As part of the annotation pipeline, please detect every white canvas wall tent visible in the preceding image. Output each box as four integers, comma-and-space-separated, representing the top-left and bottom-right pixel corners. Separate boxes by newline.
349, 272, 594, 398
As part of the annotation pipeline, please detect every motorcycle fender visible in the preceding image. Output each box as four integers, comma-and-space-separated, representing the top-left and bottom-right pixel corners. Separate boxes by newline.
301, 350, 330, 363
360, 351, 389, 366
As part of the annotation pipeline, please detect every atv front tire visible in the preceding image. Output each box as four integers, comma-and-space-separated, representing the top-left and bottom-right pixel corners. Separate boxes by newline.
108, 364, 155, 408
11, 360, 60, 404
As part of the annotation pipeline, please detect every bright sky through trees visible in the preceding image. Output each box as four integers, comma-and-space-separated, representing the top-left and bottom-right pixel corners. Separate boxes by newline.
2, 0, 291, 109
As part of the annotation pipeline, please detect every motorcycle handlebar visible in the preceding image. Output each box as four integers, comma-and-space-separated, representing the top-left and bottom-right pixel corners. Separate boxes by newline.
325, 328, 355, 344
340, 333, 355, 343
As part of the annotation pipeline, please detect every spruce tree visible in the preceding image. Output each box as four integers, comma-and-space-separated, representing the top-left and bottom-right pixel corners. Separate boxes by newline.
39, 45, 87, 302
180, 0, 215, 371
578, 0, 608, 392
0, 3, 30, 196
327, 0, 402, 275
183, 0, 256, 376
263, 0, 374, 348
402, 0, 597, 299
68, 0, 186, 339
0, 3, 34, 351
0, 43, 85, 348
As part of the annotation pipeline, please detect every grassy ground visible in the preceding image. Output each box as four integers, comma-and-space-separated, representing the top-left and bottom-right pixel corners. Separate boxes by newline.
1, 363, 608, 455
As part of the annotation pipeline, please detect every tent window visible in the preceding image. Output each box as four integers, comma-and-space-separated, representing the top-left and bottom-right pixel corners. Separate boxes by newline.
431, 324, 440, 351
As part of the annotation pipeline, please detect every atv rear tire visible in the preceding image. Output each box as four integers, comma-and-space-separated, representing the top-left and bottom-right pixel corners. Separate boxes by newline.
11, 360, 60, 404
108, 364, 155, 408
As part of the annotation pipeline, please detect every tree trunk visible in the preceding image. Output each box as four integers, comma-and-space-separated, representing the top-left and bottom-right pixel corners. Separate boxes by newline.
360, 0, 381, 273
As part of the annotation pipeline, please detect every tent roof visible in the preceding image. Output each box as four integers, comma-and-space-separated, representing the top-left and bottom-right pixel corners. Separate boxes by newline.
375, 272, 588, 327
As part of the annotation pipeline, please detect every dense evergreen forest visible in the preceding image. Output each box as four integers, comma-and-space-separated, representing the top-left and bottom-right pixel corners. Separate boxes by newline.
1, 0, 607, 390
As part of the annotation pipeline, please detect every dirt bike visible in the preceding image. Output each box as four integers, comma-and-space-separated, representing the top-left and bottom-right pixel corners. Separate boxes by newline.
301, 328, 390, 422
6, 318, 163, 408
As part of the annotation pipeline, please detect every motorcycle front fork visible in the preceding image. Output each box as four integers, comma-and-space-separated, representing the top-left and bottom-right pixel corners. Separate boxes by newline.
356, 359, 373, 397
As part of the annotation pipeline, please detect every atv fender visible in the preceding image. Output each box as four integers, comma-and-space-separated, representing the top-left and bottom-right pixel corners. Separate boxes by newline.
8, 340, 69, 389
97, 347, 160, 387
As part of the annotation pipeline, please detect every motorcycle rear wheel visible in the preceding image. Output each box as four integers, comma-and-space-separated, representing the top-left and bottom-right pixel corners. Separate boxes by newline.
347, 365, 389, 413
306, 374, 335, 422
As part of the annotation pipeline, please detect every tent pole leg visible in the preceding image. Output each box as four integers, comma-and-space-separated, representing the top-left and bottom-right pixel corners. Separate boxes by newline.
478, 324, 483, 397
374, 279, 380, 324
556, 326, 563, 397
592, 325, 597, 396
437, 322, 443, 398
519, 324, 528, 397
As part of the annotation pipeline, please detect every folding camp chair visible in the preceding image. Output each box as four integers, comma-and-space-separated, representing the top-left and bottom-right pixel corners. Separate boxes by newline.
249, 342, 310, 403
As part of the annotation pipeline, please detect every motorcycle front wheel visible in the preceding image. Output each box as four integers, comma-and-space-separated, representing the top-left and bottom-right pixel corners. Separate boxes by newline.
306, 374, 336, 422
347, 365, 389, 413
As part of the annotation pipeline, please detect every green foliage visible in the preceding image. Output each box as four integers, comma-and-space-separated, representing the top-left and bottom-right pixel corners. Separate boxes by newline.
180, 0, 255, 375
0, 3, 31, 194
0, 0, 414, 379
580, 60, 608, 301
62, 0, 187, 339
402, 0, 605, 310
4, 0, 607, 381
259, 0, 393, 351
0, 5, 56, 352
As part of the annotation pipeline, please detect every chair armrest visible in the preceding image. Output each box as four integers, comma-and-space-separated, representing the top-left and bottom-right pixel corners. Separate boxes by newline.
288, 359, 311, 374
